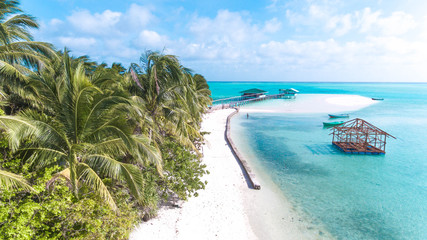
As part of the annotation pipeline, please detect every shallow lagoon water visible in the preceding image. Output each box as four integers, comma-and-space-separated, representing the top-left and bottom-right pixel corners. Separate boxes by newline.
211, 82, 427, 240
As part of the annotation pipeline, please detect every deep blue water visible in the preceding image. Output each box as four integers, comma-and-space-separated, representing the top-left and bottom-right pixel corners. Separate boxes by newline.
209, 82, 427, 240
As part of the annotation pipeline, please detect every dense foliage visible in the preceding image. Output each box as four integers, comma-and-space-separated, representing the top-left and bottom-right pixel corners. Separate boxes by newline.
0, 1, 212, 239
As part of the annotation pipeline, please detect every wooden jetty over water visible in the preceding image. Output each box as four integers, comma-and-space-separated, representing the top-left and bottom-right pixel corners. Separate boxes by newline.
210, 88, 298, 110
330, 118, 395, 154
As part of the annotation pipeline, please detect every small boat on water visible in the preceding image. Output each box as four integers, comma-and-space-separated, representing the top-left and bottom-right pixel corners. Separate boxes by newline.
372, 98, 384, 100
323, 121, 345, 127
328, 114, 349, 118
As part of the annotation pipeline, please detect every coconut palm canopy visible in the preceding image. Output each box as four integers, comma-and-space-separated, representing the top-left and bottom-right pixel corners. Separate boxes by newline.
0, 0, 57, 114
0, 52, 162, 209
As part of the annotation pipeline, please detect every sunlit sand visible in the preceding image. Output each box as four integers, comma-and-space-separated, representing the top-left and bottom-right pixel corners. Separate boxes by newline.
239, 94, 376, 114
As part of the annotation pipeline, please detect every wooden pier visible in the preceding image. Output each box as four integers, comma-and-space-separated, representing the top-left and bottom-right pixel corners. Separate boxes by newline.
225, 108, 261, 190
211, 89, 297, 110
228, 93, 285, 107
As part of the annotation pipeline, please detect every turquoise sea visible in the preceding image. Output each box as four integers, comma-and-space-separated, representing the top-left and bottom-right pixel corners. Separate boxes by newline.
209, 82, 427, 240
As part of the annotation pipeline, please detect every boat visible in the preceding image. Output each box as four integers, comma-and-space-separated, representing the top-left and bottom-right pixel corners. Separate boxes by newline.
328, 114, 349, 118
372, 98, 384, 100
323, 121, 345, 127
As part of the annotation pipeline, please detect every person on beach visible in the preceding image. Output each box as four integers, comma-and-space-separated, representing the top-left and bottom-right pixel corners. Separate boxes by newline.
247, 113, 249, 119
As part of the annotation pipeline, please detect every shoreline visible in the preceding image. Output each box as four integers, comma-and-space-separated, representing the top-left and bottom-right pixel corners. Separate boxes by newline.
131, 109, 257, 239
130, 94, 376, 239
130, 108, 314, 239
228, 93, 379, 239
230, 113, 334, 239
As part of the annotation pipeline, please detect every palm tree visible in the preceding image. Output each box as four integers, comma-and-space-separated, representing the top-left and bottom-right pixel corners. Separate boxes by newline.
129, 51, 184, 121
128, 51, 207, 149
193, 74, 212, 110
0, 0, 57, 79
166, 72, 212, 150
0, 0, 57, 114
0, 53, 161, 209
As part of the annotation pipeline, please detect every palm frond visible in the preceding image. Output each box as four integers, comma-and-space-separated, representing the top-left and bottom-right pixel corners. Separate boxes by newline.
85, 154, 144, 199
77, 163, 117, 210
0, 169, 33, 191
0, 114, 69, 152
132, 135, 162, 168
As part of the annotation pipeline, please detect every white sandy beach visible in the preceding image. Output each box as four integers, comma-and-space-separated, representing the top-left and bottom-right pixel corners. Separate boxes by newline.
130, 94, 375, 240
130, 108, 319, 240
239, 94, 376, 114
130, 109, 258, 240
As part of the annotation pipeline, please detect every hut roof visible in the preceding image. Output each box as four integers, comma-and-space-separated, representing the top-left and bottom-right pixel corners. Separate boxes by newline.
239, 88, 267, 94
332, 118, 396, 139
279, 88, 299, 93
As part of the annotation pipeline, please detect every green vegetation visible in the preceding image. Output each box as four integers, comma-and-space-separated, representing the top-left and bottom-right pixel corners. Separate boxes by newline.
0, 1, 212, 239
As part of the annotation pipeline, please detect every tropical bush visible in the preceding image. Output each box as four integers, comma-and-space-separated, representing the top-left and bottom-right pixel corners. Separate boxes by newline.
0, 165, 140, 240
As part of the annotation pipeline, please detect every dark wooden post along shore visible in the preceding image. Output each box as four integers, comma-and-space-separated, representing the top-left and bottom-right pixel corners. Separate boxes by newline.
211, 88, 299, 189
225, 108, 261, 190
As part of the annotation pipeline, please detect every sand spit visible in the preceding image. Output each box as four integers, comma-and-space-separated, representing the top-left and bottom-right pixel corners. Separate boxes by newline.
239, 94, 376, 114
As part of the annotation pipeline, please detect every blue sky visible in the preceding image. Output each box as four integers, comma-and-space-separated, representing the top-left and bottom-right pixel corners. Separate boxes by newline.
21, 0, 427, 82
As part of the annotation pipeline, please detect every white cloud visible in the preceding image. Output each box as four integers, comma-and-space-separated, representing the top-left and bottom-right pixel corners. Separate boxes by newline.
67, 9, 122, 35
309, 4, 329, 19
264, 18, 281, 33
287, 5, 417, 37
356, 8, 381, 33
286, 4, 352, 36
58, 37, 96, 49
420, 16, 427, 40
377, 11, 416, 36
137, 30, 169, 48
259, 36, 427, 68
260, 39, 342, 67
267, 0, 279, 10
104, 39, 139, 59
45, 5, 157, 64
49, 18, 63, 27
189, 10, 261, 44
123, 4, 155, 28
175, 10, 272, 62
356, 8, 416, 36
326, 14, 352, 36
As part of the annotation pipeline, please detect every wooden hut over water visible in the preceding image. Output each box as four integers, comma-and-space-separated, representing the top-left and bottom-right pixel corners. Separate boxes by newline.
331, 118, 395, 154
279, 88, 299, 99
240, 88, 267, 99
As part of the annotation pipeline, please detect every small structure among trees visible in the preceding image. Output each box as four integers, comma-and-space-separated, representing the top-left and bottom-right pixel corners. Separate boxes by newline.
331, 118, 395, 154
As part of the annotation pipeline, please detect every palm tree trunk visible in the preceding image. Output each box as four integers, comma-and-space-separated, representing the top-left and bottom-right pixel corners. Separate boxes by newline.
69, 152, 79, 199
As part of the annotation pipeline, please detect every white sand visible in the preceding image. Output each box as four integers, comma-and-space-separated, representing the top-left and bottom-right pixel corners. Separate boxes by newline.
130, 108, 324, 240
239, 94, 376, 114
130, 109, 258, 240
